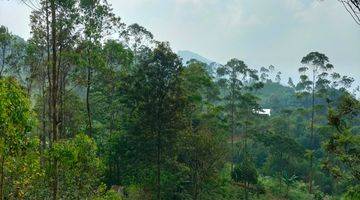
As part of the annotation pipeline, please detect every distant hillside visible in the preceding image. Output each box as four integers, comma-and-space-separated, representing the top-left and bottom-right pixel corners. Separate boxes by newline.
254, 81, 298, 114
177, 50, 214, 65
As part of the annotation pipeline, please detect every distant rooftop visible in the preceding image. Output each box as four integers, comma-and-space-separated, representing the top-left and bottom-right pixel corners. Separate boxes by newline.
253, 109, 271, 116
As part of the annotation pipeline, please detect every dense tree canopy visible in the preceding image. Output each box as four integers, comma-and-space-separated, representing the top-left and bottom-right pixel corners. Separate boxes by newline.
0, 1, 359, 200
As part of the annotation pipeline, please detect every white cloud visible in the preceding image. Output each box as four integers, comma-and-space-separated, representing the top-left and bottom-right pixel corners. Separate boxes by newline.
284, 0, 306, 11
220, 1, 263, 29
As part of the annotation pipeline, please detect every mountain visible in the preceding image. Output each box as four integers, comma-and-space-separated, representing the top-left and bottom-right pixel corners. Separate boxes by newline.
177, 50, 214, 65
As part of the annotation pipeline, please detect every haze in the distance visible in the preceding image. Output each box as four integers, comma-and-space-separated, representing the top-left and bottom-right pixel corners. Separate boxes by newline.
0, 0, 359, 83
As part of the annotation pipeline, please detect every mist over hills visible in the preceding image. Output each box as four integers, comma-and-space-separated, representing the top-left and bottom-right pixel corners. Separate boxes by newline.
177, 50, 214, 65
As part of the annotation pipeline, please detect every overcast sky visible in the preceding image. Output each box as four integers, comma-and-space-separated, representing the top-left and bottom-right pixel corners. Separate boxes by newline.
0, 0, 359, 83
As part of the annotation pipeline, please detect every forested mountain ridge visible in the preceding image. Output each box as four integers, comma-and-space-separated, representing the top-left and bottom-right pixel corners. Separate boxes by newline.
0, 1, 359, 200
177, 50, 214, 65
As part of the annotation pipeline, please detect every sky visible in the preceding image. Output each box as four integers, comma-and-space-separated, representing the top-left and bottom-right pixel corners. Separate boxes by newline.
0, 0, 359, 83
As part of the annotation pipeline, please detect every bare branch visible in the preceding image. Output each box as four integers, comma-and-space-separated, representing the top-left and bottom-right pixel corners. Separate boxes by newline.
338, 0, 360, 25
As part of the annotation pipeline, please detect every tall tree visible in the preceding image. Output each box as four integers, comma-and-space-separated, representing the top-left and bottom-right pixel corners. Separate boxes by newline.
121, 42, 186, 199
78, 0, 122, 136
216, 58, 262, 171
180, 60, 227, 199
297, 51, 333, 193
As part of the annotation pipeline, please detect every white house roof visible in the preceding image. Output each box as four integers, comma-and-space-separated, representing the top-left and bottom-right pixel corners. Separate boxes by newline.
253, 109, 271, 116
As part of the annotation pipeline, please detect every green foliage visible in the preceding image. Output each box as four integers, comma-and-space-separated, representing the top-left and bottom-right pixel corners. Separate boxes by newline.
92, 184, 123, 200
0, 77, 33, 154
179, 60, 229, 199
232, 160, 258, 185
258, 176, 317, 200
0, 2, 358, 199
343, 185, 360, 200
0, 77, 39, 198
45, 133, 104, 199
119, 42, 187, 199
323, 93, 360, 197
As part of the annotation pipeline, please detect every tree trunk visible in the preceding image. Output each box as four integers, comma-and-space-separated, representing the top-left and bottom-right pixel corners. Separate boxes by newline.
0, 155, 5, 200
156, 129, 161, 200
59, 68, 66, 139
86, 66, 92, 137
40, 76, 46, 166
245, 182, 249, 200
51, 0, 58, 142
194, 161, 199, 200
0, 45, 5, 77
309, 69, 316, 194
230, 69, 236, 172
50, 0, 59, 199
45, 0, 52, 147
109, 83, 115, 134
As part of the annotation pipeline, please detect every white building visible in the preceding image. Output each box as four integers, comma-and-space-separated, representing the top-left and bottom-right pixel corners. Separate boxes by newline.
253, 109, 271, 116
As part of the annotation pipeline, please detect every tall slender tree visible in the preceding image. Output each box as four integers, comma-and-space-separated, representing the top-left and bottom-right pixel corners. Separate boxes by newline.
78, 0, 122, 136
297, 52, 333, 193
217, 58, 262, 171
121, 42, 185, 199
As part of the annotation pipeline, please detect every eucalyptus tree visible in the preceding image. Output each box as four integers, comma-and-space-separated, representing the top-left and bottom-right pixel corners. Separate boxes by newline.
297, 51, 334, 193
216, 58, 263, 171
78, 0, 123, 136
288, 78, 296, 89
27, 3, 52, 167
180, 60, 227, 200
275, 71, 282, 83
259, 66, 270, 82
92, 39, 133, 134
124, 23, 154, 54
121, 42, 186, 199
29, 1, 86, 198
92, 40, 133, 183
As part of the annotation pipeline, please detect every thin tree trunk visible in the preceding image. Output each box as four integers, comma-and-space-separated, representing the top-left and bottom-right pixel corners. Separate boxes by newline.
279, 152, 283, 189
230, 69, 235, 172
0, 45, 5, 77
309, 69, 316, 194
191, 121, 199, 200
0, 155, 5, 200
194, 156, 199, 200
40, 76, 46, 166
109, 83, 115, 134
50, 0, 59, 199
245, 182, 249, 200
59, 67, 66, 139
194, 169, 199, 200
86, 65, 92, 136
27, 77, 33, 96
156, 129, 161, 200
51, 0, 58, 142
45, 0, 52, 147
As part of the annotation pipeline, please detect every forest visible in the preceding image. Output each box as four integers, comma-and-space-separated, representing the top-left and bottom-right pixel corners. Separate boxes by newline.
0, 0, 359, 199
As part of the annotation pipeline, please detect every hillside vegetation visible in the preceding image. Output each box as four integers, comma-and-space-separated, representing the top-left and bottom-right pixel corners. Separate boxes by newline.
0, 1, 359, 199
